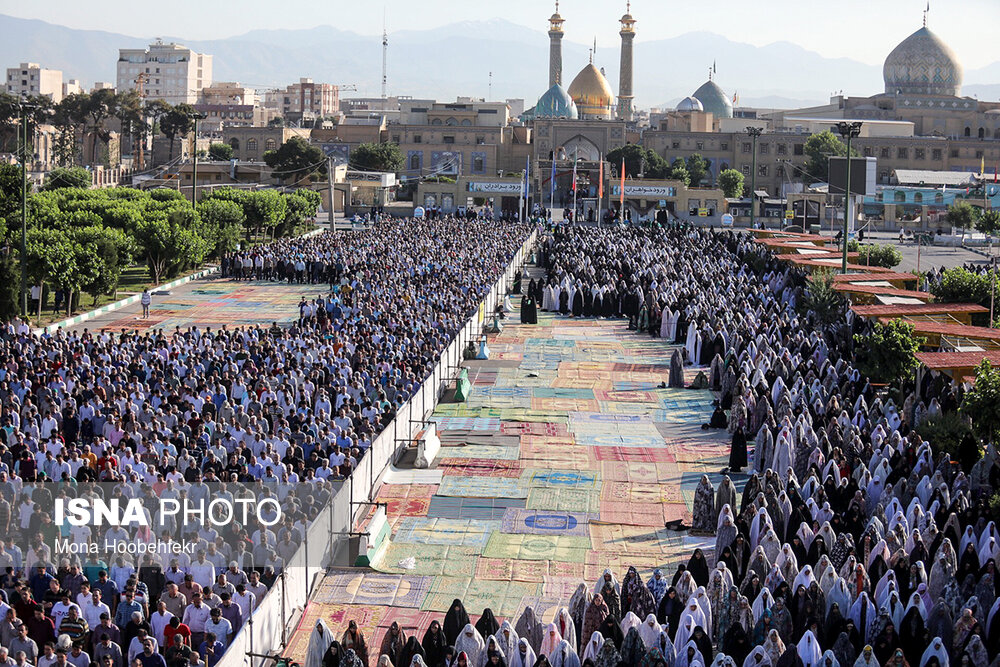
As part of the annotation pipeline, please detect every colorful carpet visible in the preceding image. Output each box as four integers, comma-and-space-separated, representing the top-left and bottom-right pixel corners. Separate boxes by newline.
294, 305, 734, 666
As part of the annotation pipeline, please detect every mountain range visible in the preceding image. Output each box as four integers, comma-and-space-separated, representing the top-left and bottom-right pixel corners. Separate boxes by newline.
2, 13, 998, 110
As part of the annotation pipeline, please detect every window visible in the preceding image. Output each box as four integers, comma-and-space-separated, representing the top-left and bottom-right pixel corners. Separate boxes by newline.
443, 136, 455, 144
863, 147, 874, 157
741, 165, 751, 176
758, 165, 768, 177
975, 150, 984, 159
476, 136, 485, 145
720, 142, 728, 151
777, 144, 787, 156
793, 144, 804, 156
672, 141, 680, 149
414, 135, 422, 143
247, 139, 257, 152
409, 154, 421, 171
879, 170, 889, 182
897, 147, 908, 159
881, 147, 890, 159
445, 118, 457, 126
760, 143, 769, 155
978, 128, 985, 139
950, 149, 960, 158
894, 191, 906, 202
915, 148, 925, 160
935, 192, 944, 203
229, 138, 239, 150
461, 119, 472, 126
473, 155, 484, 172
696, 142, 704, 150
431, 119, 442, 126
742, 142, 752, 154
964, 127, 971, 137
776, 165, 785, 177
265, 139, 276, 151
391, 135, 400, 143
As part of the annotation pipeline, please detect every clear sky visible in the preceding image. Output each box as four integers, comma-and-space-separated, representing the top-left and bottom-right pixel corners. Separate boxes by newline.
1, 0, 996, 69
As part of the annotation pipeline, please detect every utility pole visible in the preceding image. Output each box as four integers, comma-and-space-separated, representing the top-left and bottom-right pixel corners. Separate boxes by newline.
745, 127, 762, 229
381, 13, 388, 107
327, 156, 336, 232
189, 112, 207, 207
837, 121, 863, 274
18, 99, 30, 318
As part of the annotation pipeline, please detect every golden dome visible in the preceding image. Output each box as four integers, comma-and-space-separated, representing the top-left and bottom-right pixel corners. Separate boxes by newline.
567, 63, 614, 119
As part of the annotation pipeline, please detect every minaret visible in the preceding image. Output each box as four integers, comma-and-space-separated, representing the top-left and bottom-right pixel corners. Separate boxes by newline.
618, 2, 636, 121
548, 2, 565, 87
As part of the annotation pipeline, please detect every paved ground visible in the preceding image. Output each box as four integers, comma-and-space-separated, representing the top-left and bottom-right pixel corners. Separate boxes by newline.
282, 290, 736, 665
69, 276, 324, 333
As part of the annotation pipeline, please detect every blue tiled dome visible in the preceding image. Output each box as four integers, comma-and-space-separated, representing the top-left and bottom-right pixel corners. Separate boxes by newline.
535, 83, 579, 119
692, 79, 734, 119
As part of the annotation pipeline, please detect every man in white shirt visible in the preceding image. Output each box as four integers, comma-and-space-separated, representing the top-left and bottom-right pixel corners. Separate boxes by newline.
149, 600, 174, 647
82, 590, 110, 630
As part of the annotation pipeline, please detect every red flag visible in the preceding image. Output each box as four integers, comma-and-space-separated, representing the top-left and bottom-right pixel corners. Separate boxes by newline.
620, 158, 626, 211
599, 158, 604, 200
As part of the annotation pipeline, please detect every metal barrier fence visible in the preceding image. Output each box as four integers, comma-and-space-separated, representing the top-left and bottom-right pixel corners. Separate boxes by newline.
219, 228, 538, 667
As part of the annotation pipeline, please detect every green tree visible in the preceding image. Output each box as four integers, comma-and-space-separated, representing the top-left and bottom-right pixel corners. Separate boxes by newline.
112, 90, 145, 165
961, 359, 1000, 444
133, 213, 210, 283
51, 94, 89, 166
83, 89, 117, 165
72, 225, 137, 303
848, 242, 902, 268
0, 252, 19, 320
606, 145, 648, 179
718, 169, 745, 198
796, 270, 847, 327
685, 154, 710, 187
41, 167, 92, 191
350, 142, 404, 172
159, 103, 194, 162
976, 209, 1000, 236
930, 267, 1000, 307
24, 227, 79, 317
0, 162, 23, 235
853, 320, 923, 386
804, 130, 856, 184
669, 158, 691, 187
208, 142, 234, 161
946, 201, 979, 239
263, 136, 326, 183
197, 198, 245, 256
243, 190, 287, 240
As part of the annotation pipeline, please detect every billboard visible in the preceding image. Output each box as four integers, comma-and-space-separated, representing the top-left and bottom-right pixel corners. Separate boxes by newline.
829, 156, 877, 197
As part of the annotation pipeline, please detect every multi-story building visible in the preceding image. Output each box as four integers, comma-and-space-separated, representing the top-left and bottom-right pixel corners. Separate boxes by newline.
192, 104, 265, 134
117, 40, 212, 104
62, 79, 82, 97
6, 62, 63, 102
221, 127, 311, 162
200, 82, 257, 107
264, 79, 340, 121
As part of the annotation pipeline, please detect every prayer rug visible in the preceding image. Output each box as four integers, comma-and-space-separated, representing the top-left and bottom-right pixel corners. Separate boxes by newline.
382, 497, 432, 518
373, 543, 479, 577
592, 447, 675, 463
311, 571, 433, 608
530, 397, 601, 412
589, 524, 680, 555
439, 458, 523, 477
377, 607, 443, 638
392, 517, 499, 548
600, 481, 672, 504
482, 532, 591, 563
376, 484, 439, 499
542, 577, 589, 601
526, 487, 601, 513
436, 476, 528, 499
463, 579, 541, 618
430, 417, 501, 431
436, 444, 521, 460
531, 387, 596, 400
597, 501, 666, 527
593, 389, 656, 403
499, 422, 569, 436
381, 468, 444, 485
500, 509, 595, 537
599, 461, 661, 484
426, 496, 526, 520
290, 602, 387, 658
522, 469, 600, 489
475, 557, 514, 581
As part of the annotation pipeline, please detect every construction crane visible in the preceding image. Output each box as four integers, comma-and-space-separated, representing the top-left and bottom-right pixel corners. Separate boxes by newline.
339, 85, 358, 93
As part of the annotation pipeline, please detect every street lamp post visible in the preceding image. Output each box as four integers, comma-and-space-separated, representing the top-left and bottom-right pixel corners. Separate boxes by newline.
745, 127, 763, 229
17, 97, 36, 318
188, 112, 207, 207
836, 121, 863, 274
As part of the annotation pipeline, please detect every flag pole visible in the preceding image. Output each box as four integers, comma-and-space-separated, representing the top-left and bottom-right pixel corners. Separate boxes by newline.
598, 153, 604, 226
572, 148, 579, 225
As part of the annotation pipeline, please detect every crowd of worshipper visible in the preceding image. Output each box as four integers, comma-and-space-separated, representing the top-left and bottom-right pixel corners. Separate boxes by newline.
0, 219, 533, 667
322, 225, 999, 667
